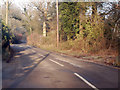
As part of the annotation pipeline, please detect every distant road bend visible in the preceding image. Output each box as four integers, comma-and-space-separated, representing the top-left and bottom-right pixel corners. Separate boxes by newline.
3, 44, 118, 89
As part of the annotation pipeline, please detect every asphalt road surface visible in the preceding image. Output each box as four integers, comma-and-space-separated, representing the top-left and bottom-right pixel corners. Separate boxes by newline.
2, 44, 119, 89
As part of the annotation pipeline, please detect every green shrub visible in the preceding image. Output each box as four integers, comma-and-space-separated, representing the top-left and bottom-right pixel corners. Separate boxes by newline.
2, 22, 12, 61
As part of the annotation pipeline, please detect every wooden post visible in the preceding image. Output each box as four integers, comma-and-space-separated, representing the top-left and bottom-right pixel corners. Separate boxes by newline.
43, 21, 46, 37
43, 6, 47, 37
56, 0, 59, 47
6, 0, 8, 25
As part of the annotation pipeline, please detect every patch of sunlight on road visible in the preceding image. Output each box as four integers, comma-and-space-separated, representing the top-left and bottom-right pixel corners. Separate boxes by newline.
19, 45, 25, 47
20, 51, 25, 53
33, 61, 38, 64
33, 59, 41, 64
29, 56, 41, 60
36, 58, 41, 61
32, 57, 41, 60
22, 65, 34, 70
24, 70, 29, 73
29, 56, 35, 58
22, 58, 41, 70
14, 55, 21, 58
20, 50, 31, 54
23, 52, 30, 54
24, 50, 34, 55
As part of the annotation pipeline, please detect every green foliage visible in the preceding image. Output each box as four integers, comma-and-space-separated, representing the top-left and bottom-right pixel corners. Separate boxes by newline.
59, 2, 80, 40
25, 2, 119, 55
59, 2, 106, 53
2, 22, 13, 61
2, 22, 11, 43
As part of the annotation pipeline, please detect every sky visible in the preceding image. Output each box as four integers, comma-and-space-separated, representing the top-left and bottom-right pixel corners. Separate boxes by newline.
12, 0, 119, 10
1, 0, 119, 9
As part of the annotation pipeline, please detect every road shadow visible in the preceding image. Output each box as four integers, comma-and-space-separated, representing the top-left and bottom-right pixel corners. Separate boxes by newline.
11, 44, 32, 52
2, 44, 51, 88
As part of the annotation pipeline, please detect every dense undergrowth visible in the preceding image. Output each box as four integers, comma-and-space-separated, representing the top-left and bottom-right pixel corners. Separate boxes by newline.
27, 30, 119, 66
22, 2, 119, 66
27, 30, 118, 55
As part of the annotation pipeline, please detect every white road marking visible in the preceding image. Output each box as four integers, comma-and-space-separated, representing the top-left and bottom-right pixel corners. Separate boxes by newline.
49, 59, 64, 67
74, 73, 99, 90
56, 58, 82, 68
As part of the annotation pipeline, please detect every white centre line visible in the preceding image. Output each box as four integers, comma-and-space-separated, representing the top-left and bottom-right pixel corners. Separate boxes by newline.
56, 58, 82, 68
49, 59, 64, 67
74, 73, 99, 90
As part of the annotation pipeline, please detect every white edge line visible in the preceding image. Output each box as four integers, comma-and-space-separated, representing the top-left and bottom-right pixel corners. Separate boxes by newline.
74, 73, 99, 90
49, 59, 64, 67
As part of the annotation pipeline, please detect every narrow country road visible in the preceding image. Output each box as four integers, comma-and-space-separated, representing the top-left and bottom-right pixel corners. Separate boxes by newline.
2, 44, 118, 89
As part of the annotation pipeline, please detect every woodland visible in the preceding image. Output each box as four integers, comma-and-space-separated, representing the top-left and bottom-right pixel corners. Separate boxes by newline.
1, 1, 120, 65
